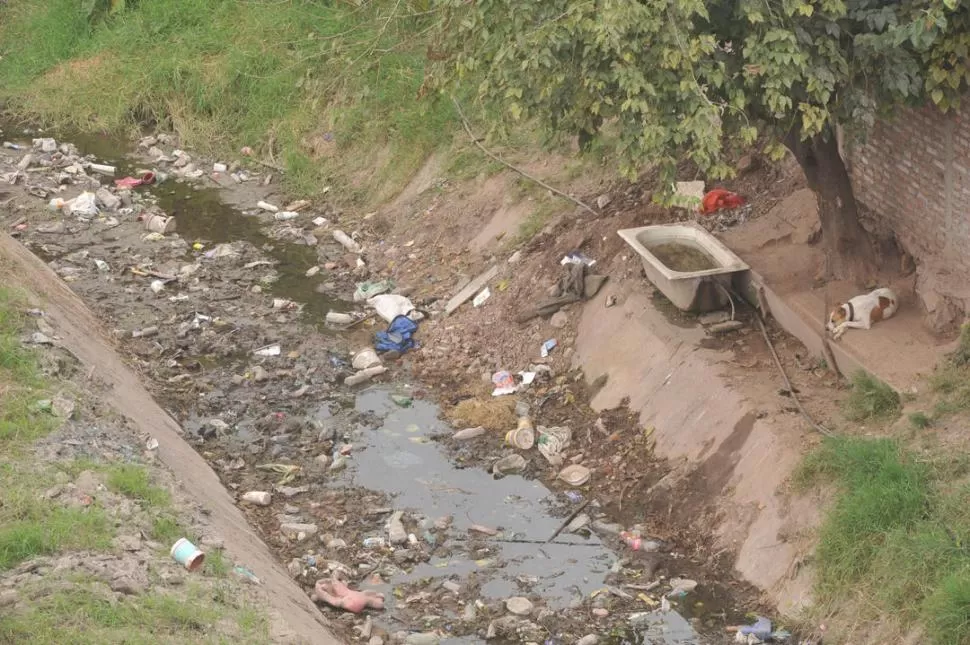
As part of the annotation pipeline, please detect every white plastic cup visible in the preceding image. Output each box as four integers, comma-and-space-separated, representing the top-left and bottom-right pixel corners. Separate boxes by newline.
170, 538, 205, 571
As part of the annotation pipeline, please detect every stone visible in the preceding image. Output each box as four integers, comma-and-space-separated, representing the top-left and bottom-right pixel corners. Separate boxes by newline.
252, 366, 271, 382
287, 558, 302, 578
578, 635, 600, 645
404, 633, 440, 645
280, 523, 318, 538
442, 580, 461, 594
591, 519, 623, 535
387, 511, 408, 545
596, 194, 611, 209
736, 154, 759, 174
368, 638, 384, 645
110, 574, 146, 595
114, 535, 142, 552
75, 471, 102, 495
506, 596, 534, 616
95, 188, 121, 211
326, 538, 347, 549
707, 320, 745, 334
315, 453, 332, 467
0, 590, 17, 607
592, 608, 609, 618
549, 311, 568, 329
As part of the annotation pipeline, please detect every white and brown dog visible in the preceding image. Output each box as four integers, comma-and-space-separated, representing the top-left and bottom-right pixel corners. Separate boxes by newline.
826, 287, 899, 340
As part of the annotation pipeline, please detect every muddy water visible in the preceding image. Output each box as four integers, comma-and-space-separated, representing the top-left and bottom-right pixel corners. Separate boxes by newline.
45, 127, 343, 325
0, 120, 731, 643
648, 242, 718, 273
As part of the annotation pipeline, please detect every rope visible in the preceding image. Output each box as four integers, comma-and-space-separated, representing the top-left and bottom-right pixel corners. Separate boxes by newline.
720, 284, 836, 438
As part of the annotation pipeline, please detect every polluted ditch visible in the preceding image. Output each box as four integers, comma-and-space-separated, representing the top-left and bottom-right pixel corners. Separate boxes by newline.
0, 121, 768, 643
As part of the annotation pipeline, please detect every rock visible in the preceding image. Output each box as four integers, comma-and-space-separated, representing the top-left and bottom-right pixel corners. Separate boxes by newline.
592, 608, 609, 618
252, 366, 271, 382
242, 491, 272, 506
736, 154, 759, 174
51, 394, 75, 419
392, 549, 413, 565
508, 251, 522, 264
461, 602, 477, 622
549, 311, 568, 329
287, 558, 302, 578
566, 513, 591, 533
453, 427, 486, 441
546, 284, 562, 298
114, 535, 142, 552
596, 194, 611, 210
315, 453, 332, 467
110, 574, 146, 595
578, 636, 600, 645
326, 538, 347, 549
329, 455, 347, 471
0, 590, 17, 607
442, 580, 461, 594
368, 638, 384, 645
388, 511, 408, 545
95, 188, 121, 211
493, 454, 527, 475
75, 471, 102, 495
277, 486, 309, 498
404, 634, 440, 645
506, 596, 534, 616
280, 523, 319, 538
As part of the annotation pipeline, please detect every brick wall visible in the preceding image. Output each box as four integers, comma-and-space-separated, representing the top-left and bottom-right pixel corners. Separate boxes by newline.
844, 102, 970, 328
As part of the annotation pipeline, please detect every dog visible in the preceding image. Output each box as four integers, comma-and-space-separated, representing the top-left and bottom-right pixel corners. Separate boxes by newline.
826, 287, 899, 340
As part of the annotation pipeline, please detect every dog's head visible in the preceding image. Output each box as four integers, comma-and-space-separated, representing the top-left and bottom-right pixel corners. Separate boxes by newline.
826, 304, 848, 332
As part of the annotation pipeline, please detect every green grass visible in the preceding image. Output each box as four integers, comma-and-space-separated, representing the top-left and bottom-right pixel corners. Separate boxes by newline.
106, 464, 171, 507
799, 436, 970, 643
0, 585, 269, 644
0, 0, 463, 207
0, 505, 112, 571
150, 514, 185, 544
910, 411, 932, 430
842, 370, 902, 423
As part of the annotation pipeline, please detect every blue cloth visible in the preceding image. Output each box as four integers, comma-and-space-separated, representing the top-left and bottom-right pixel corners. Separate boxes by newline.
374, 315, 419, 353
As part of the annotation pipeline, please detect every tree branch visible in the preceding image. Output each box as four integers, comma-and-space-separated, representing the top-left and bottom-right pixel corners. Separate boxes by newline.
450, 97, 599, 217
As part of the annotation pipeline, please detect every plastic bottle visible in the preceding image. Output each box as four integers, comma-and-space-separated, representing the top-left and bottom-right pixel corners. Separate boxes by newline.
362, 537, 386, 549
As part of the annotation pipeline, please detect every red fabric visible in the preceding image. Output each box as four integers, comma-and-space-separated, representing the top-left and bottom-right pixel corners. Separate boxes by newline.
701, 188, 745, 214
114, 172, 156, 189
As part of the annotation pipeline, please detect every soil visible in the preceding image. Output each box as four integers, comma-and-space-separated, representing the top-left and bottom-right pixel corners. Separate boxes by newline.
0, 121, 833, 644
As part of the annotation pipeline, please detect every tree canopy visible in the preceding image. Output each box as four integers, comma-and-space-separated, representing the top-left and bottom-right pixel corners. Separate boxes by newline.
435, 0, 968, 180
432, 0, 970, 278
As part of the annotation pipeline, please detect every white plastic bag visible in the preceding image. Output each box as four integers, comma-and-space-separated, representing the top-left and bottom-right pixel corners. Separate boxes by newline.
368, 294, 415, 323
67, 192, 99, 218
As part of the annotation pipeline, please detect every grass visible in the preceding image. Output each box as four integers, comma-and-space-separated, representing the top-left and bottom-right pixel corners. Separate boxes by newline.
0, 0, 464, 207
842, 370, 902, 422
910, 411, 932, 429
106, 464, 171, 507
799, 436, 970, 643
0, 585, 269, 644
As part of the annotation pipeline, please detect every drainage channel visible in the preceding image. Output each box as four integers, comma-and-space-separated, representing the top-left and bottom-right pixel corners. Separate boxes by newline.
0, 120, 744, 644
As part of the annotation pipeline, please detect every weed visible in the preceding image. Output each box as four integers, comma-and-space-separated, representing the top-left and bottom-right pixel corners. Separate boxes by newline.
149, 514, 184, 545
923, 569, 970, 645
204, 549, 229, 578
0, 505, 112, 570
0, 0, 461, 208
106, 464, 170, 507
910, 411, 932, 429
842, 370, 901, 422
949, 322, 970, 367
0, 584, 267, 644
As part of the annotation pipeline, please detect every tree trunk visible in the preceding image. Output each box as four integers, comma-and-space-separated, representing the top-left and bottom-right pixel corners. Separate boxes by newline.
784, 126, 878, 284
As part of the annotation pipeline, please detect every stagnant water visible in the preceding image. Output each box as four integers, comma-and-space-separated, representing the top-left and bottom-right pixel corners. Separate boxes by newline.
0, 119, 738, 643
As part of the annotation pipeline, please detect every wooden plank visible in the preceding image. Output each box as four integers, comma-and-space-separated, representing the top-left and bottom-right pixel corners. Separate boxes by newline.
444, 265, 498, 315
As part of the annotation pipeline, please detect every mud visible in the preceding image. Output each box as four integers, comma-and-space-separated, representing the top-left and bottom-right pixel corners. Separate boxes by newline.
0, 120, 783, 644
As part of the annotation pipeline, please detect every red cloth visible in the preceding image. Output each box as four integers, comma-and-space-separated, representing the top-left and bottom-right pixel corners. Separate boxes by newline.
701, 188, 745, 214
114, 172, 156, 189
